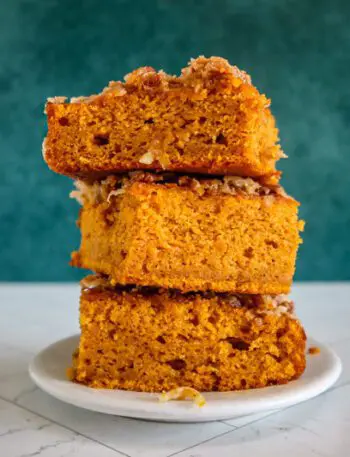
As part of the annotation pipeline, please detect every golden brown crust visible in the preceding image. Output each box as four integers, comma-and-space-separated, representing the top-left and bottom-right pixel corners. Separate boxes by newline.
44, 56, 283, 179
71, 174, 303, 294
73, 278, 306, 392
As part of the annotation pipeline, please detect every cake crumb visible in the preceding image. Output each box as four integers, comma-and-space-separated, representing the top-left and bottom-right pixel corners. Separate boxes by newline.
308, 346, 321, 355
159, 387, 206, 407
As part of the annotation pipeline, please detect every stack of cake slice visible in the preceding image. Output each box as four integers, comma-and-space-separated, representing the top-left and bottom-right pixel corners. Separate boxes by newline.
44, 56, 306, 393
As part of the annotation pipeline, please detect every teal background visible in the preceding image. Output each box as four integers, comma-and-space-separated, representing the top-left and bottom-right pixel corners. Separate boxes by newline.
0, 0, 349, 281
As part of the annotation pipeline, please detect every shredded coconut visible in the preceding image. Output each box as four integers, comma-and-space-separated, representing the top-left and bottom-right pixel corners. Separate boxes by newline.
70, 176, 122, 205
70, 180, 98, 205
107, 188, 125, 202
41, 138, 47, 159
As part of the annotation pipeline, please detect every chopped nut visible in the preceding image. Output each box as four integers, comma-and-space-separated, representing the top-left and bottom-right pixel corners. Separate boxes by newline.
102, 81, 127, 97
47, 96, 67, 104
139, 151, 155, 165
80, 275, 111, 291
71, 172, 292, 207
159, 387, 206, 407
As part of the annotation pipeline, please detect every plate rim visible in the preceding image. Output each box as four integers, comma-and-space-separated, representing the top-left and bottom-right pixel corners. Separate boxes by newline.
29, 334, 342, 423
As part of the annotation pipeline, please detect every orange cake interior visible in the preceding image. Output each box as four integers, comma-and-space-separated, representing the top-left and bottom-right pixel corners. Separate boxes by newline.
72, 275, 306, 393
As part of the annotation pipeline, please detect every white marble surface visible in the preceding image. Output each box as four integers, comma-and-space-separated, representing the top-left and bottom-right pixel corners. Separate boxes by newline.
0, 283, 348, 457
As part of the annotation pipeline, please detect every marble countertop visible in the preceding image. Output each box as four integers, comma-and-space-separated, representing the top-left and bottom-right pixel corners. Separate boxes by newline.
0, 282, 349, 457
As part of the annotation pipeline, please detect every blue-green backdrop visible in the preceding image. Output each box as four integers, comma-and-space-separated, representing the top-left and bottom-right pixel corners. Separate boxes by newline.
0, 0, 349, 281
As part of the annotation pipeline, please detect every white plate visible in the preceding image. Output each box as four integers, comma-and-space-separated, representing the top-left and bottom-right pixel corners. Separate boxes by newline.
29, 335, 341, 423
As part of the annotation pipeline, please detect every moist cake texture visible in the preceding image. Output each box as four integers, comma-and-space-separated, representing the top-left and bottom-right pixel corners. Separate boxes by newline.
71, 172, 304, 294
72, 275, 306, 392
44, 56, 283, 181
41, 54, 307, 395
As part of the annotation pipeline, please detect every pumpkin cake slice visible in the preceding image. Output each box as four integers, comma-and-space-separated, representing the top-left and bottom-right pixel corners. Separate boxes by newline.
72, 275, 306, 392
44, 56, 283, 182
71, 172, 304, 294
